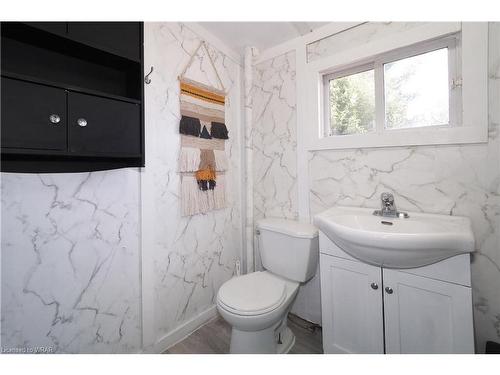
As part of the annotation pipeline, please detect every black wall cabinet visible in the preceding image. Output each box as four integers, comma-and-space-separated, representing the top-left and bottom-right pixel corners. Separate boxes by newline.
1, 22, 145, 173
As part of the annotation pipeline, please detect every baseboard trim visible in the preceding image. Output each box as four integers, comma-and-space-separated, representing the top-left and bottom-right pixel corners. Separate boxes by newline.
143, 305, 219, 354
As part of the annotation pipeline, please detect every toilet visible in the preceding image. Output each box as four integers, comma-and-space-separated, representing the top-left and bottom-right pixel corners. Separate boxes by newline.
216, 218, 319, 354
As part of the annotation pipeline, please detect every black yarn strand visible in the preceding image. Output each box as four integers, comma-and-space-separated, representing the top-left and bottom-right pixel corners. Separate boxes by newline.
180, 116, 201, 137
210, 122, 229, 139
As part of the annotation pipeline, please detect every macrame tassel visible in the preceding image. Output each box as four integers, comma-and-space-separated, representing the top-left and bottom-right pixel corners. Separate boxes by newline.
198, 190, 210, 213
195, 169, 216, 181
179, 147, 201, 172
213, 150, 228, 171
180, 115, 201, 137
214, 174, 226, 210
195, 169, 216, 191
207, 189, 215, 211
210, 122, 229, 139
199, 149, 216, 170
181, 175, 200, 216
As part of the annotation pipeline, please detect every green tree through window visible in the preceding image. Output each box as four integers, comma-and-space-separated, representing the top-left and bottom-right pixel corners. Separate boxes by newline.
329, 69, 375, 135
329, 64, 417, 135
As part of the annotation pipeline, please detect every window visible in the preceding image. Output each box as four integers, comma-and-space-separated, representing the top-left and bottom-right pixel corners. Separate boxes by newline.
305, 23, 488, 150
328, 67, 375, 136
384, 48, 450, 130
324, 35, 460, 137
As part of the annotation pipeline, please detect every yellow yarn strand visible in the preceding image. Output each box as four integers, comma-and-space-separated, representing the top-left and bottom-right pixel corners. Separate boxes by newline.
195, 169, 216, 181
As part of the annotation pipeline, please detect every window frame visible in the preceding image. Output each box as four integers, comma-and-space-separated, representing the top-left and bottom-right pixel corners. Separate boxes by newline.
304, 22, 488, 151
323, 35, 461, 138
323, 63, 376, 137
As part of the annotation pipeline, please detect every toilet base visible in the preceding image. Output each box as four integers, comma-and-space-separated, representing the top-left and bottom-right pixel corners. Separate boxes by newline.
276, 326, 295, 354
229, 322, 296, 354
230, 326, 276, 354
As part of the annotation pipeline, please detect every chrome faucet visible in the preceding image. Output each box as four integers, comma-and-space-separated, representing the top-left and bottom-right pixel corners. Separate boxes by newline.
373, 192, 409, 218
381, 192, 396, 215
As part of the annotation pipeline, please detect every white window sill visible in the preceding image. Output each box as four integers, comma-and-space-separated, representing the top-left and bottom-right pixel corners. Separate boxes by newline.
308, 125, 488, 151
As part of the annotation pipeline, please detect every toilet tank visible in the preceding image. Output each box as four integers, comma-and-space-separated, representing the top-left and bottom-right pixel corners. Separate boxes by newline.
257, 218, 319, 282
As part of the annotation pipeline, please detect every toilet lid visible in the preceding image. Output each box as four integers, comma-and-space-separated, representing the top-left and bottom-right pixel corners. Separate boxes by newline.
217, 272, 286, 315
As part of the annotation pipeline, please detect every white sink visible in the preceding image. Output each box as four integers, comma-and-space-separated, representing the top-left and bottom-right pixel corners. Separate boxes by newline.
313, 206, 475, 268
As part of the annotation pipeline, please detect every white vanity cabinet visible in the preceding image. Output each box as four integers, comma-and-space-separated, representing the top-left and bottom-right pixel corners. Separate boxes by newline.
319, 232, 475, 354
382, 268, 474, 353
320, 255, 384, 353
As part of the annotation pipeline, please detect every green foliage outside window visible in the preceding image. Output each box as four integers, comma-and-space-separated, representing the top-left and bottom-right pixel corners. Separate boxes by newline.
329, 66, 414, 135
329, 70, 375, 135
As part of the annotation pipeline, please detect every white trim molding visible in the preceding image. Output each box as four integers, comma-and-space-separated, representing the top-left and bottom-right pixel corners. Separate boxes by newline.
304, 22, 489, 150
142, 305, 218, 353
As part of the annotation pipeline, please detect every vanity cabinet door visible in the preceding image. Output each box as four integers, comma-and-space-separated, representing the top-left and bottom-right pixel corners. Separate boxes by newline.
383, 269, 474, 354
320, 254, 384, 354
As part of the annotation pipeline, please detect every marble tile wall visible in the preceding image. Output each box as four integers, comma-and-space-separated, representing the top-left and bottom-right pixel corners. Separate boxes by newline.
308, 22, 500, 352
306, 22, 430, 63
252, 51, 298, 222
1, 169, 142, 353
142, 23, 242, 349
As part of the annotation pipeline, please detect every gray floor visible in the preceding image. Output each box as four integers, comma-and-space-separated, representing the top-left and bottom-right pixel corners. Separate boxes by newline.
165, 314, 323, 354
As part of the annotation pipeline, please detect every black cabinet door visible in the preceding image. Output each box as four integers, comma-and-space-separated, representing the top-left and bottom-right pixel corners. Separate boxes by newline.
68, 92, 141, 156
67, 22, 141, 61
1, 77, 67, 150
23, 22, 67, 36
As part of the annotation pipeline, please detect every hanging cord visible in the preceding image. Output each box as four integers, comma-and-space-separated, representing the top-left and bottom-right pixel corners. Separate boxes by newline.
179, 41, 227, 94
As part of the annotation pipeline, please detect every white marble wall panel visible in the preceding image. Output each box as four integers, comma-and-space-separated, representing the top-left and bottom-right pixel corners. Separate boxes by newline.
1, 169, 141, 353
252, 51, 298, 222
306, 22, 431, 62
143, 23, 242, 348
308, 22, 500, 352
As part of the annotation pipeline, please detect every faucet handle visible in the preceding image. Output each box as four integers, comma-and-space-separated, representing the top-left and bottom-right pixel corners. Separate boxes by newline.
381, 192, 394, 203
381, 192, 396, 212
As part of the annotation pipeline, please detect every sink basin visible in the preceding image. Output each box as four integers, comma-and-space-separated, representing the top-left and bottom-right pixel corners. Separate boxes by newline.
313, 206, 475, 268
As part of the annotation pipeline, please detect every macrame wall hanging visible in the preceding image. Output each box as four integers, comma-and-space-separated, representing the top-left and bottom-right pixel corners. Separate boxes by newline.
179, 41, 229, 216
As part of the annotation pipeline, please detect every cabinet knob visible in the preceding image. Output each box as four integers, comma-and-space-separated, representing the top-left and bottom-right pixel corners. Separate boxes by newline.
49, 114, 61, 124
370, 282, 378, 290
385, 286, 394, 294
77, 118, 88, 127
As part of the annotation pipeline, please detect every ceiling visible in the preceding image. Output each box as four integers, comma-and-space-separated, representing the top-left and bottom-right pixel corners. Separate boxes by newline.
198, 22, 328, 55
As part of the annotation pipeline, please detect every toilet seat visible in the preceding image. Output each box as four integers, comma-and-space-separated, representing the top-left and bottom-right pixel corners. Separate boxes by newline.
217, 272, 287, 316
